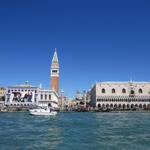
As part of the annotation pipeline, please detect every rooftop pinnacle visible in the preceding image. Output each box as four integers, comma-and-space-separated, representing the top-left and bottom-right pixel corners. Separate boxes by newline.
51, 48, 59, 68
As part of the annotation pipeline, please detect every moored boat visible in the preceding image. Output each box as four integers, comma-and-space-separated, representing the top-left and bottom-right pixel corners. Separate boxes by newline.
29, 106, 57, 116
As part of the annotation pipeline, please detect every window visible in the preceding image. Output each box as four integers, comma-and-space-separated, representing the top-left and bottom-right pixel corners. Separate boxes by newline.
45, 95, 47, 100
139, 89, 143, 94
52, 70, 57, 73
41, 95, 43, 100
130, 90, 135, 95
112, 88, 116, 93
49, 94, 51, 100
101, 88, 105, 93
122, 88, 126, 93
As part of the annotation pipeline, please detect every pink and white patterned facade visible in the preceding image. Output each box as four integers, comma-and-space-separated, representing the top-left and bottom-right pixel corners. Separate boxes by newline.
90, 81, 150, 109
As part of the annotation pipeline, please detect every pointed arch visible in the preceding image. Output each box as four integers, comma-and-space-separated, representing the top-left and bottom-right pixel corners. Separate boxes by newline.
138, 88, 143, 94
101, 88, 106, 93
122, 88, 126, 93
112, 88, 116, 93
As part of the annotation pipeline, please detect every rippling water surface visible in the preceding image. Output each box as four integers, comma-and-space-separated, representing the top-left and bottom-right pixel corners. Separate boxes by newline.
0, 112, 150, 150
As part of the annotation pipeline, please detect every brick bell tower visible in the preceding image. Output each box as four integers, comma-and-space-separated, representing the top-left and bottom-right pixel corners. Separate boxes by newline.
50, 48, 59, 94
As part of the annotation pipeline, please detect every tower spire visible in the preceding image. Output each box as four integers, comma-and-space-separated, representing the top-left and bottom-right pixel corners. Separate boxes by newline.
51, 48, 59, 67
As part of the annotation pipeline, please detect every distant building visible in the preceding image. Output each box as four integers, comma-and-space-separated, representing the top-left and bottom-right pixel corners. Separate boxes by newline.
38, 89, 58, 109
75, 90, 91, 103
0, 87, 5, 108
75, 90, 84, 100
74, 90, 91, 109
50, 48, 59, 94
60, 96, 73, 111
0, 87, 6, 98
5, 82, 59, 108
90, 81, 150, 109
5, 82, 39, 107
58, 90, 72, 110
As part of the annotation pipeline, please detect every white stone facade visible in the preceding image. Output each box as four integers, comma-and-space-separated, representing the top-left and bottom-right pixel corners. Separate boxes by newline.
38, 89, 59, 109
5, 84, 39, 106
90, 81, 150, 109
5, 83, 59, 108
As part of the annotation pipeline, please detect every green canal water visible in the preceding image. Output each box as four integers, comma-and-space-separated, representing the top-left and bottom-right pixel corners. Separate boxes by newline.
0, 112, 150, 150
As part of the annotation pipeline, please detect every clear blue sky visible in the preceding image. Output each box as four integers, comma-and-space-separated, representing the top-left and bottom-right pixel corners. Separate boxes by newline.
0, 0, 150, 98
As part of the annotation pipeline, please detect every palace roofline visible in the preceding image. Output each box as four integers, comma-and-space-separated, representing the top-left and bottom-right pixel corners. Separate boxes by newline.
8, 84, 37, 88
96, 81, 150, 84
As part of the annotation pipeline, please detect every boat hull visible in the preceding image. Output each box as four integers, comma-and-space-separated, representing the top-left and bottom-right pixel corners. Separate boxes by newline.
29, 109, 57, 116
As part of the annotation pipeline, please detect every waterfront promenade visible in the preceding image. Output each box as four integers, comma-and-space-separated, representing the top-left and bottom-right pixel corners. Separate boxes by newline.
1, 104, 150, 112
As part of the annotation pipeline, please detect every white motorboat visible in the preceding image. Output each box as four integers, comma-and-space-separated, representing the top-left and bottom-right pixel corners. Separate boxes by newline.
29, 106, 57, 116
